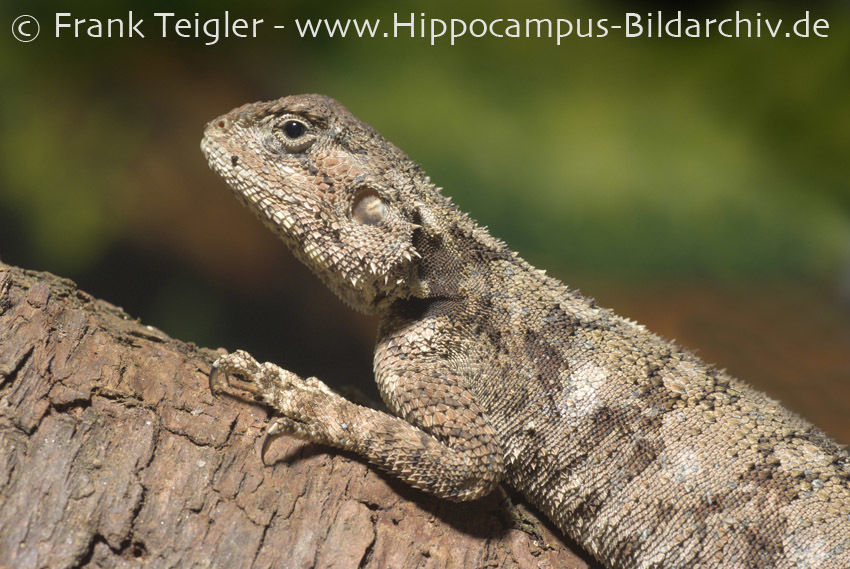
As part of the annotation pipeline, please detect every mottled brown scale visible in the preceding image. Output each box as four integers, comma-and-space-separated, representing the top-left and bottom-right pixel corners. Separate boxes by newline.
203, 94, 850, 569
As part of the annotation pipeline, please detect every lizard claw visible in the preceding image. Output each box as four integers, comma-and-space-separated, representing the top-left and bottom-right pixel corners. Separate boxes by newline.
210, 350, 265, 400
260, 417, 302, 464
209, 356, 238, 397
209, 349, 341, 455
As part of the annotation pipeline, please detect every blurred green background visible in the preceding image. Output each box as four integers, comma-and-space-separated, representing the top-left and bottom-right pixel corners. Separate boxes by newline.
1, 0, 848, 440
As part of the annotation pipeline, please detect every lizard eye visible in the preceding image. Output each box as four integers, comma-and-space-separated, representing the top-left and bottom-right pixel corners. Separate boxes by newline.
282, 120, 306, 139
273, 117, 315, 153
352, 188, 387, 225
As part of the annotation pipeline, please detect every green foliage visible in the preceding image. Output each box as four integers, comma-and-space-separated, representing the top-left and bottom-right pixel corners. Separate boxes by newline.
2, 0, 848, 280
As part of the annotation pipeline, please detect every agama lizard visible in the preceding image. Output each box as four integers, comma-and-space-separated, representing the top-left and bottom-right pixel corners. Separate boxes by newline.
201, 94, 850, 569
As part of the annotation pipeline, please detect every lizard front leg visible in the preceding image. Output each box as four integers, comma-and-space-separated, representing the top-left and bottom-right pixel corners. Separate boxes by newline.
211, 350, 504, 501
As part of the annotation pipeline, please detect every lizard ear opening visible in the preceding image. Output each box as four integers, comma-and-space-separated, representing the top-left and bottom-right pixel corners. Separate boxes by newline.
351, 188, 387, 225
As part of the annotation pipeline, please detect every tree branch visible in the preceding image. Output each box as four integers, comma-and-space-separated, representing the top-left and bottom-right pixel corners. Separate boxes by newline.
0, 262, 593, 569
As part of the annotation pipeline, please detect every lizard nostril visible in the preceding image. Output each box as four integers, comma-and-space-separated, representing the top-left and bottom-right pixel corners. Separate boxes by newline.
205, 117, 230, 136
210, 117, 231, 132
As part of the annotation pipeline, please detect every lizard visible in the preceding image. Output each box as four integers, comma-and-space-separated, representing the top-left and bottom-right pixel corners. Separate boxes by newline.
201, 94, 850, 569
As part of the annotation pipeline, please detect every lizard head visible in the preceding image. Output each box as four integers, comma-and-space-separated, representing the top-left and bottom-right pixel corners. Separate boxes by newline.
202, 94, 435, 314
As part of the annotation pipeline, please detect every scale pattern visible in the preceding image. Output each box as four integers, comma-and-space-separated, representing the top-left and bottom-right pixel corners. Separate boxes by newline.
203, 94, 850, 569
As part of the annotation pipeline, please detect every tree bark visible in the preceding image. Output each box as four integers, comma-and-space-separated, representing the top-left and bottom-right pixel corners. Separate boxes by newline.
0, 262, 592, 569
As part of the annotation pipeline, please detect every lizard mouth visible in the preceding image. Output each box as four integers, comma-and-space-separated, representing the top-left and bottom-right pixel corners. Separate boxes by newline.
200, 111, 317, 254
199, 136, 215, 163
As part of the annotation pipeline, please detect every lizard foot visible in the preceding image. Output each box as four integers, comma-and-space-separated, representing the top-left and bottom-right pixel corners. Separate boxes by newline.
210, 350, 265, 399
211, 350, 344, 441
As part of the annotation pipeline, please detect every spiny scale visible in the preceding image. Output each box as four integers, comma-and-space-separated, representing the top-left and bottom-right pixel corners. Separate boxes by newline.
203, 94, 850, 569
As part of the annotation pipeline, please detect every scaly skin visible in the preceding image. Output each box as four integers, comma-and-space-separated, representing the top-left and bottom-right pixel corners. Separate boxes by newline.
202, 94, 850, 569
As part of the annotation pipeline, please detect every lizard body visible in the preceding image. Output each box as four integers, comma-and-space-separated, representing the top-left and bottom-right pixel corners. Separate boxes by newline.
202, 94, 850, 569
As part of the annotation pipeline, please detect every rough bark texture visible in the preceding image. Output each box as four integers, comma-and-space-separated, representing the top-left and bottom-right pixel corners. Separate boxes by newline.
0, 262, 590, 569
